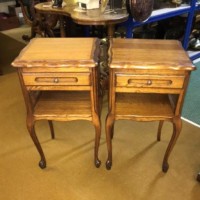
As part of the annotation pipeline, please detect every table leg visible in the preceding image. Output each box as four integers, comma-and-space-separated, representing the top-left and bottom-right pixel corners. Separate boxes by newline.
157, 121, 164, 141
27, 118, 46, 169
105, 113, 115, 170
107, 24, 115, 39
93, 113, 101, 168
197, 172, 200, 182
48, 120, 55, 139
59, 15, 66, 37
162, 117, 182, 172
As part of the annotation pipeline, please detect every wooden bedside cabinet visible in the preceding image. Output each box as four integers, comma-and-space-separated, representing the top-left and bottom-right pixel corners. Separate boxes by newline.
105, 39, 196, 172
12, 38, 102, 169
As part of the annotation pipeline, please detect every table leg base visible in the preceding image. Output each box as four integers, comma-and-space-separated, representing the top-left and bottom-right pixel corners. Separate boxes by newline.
162, 162, 169, 173
39, 160, 46, 169
197, 173, 200, 182
95, 159, 101, 168
106, 160, 112, 170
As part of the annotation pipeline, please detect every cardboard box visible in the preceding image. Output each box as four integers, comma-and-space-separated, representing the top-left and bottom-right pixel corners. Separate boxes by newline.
0, 13, 20, 31
8, 5, 22, 17
8, 5, 25, 25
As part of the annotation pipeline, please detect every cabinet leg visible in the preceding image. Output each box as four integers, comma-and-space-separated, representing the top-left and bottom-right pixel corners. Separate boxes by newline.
105, 114, 114, 170
197, 172, 200, 182
27, 118, 46, 169
48, 120, 55, 139
162, 117, 181, 173
157, 121, 164, 141
93, 114, 101, 168
110, 122, 115, 139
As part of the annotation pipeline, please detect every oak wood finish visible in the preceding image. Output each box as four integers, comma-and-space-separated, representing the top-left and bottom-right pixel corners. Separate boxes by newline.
34, 2, 128, 38
12, 38, 102, 169
105, 39, 196, 172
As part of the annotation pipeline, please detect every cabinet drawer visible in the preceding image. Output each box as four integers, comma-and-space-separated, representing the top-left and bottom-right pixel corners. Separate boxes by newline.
22, 73, 91, 86
115, 74, 185, 89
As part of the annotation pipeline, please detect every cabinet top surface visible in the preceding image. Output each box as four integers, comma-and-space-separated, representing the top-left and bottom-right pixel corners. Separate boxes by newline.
12, 38, 99, 68
110, 39, 195, 71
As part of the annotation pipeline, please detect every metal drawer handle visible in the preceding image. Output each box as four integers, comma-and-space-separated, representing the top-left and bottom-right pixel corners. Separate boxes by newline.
147, 80, 152, 85
54, 78, 59, 83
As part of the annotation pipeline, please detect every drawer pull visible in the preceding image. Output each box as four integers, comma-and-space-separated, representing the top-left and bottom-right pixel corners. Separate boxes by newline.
147, 80, 152, 85
168, 80, 172, 85
54, 78, 59, 83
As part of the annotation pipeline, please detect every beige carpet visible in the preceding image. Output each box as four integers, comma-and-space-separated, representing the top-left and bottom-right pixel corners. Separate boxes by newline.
0, 72, 200, 200
1, 25, 31, 44
0, 29, 200, 200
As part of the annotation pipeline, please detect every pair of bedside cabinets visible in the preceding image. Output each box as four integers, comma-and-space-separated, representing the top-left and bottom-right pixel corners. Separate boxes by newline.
12, 38, 195, 172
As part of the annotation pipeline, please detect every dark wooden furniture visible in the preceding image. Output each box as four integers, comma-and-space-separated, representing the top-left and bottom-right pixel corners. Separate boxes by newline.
34, 2, 128, 92
34, 2, 128, 38
12, 38, 102, 168
18, 0, 58, 41
0, 12, 20, 31
197, 172, 200, 182
105, 39, 196, 172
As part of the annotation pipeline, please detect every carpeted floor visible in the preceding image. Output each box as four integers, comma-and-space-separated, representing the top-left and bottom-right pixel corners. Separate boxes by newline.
182, 61, 200, 126
0, 29, 200, 199
1, 25, 30, 44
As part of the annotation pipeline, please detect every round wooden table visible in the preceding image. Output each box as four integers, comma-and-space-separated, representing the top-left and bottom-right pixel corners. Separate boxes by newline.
35, 2, 128, 94
34, 2, 129, 38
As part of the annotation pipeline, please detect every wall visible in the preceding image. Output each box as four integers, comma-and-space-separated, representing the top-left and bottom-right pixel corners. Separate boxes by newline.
0, 0, 15, 13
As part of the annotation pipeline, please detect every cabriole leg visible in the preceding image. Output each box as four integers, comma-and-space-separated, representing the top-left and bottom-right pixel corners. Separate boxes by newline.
110, 122, 115, 140
105, 114, 114, 170
197, 172, 200, 182
27, 117, 46, 169
162, 117, 182, 173
93, 114, 101, 168
157, 121, 164, 141
48, 120, 55, 139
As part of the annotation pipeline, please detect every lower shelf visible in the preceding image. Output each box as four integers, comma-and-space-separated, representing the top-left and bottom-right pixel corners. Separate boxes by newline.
34, 91, 92, 121
115, 93, 175, 120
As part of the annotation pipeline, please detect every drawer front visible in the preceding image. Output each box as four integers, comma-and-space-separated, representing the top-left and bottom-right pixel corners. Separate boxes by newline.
22, 73, 91, 86
115, 74, 185, 89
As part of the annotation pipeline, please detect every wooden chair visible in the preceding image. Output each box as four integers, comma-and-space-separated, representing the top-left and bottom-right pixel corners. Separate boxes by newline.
18, 0, 58, 41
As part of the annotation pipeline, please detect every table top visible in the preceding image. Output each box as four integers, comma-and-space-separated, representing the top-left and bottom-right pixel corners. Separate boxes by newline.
12, 38, 100, 68
109, 39, 196, 71
35, 2, 129, 26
